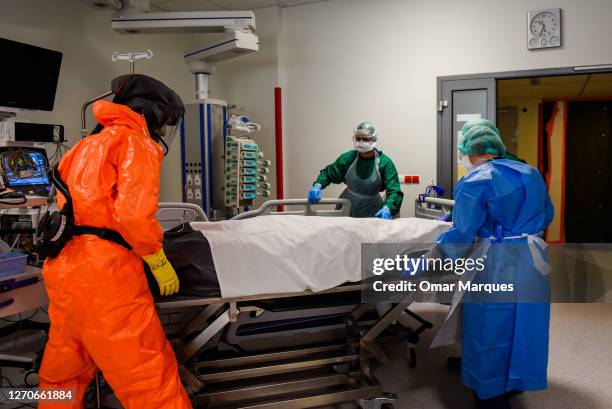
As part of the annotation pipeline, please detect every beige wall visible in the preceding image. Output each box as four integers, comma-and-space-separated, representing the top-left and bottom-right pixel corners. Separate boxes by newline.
278, 0, 612, 216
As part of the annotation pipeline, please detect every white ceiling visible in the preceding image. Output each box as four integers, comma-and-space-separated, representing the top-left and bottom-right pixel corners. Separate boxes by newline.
150, 0, 328, 11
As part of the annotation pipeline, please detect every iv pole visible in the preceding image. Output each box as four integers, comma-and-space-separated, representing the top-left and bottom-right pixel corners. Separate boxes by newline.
79, 50, 153, 137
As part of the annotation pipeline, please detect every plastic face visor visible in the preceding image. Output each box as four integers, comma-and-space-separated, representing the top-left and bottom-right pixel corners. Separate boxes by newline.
158, 115, 183, 154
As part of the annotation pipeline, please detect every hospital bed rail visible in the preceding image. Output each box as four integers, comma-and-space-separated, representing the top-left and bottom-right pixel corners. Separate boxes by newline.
157, 202, 208, 230
153, 198, 404, 409
232, 198, 351, 219
414, 196, 455, 220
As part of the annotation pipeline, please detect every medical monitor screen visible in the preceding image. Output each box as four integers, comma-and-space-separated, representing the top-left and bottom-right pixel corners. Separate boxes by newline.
0, 38, 63, 111
1, 149, 49, 188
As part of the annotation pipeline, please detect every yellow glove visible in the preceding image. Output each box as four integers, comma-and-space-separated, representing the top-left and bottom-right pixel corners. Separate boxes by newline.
143, 249, 180, 296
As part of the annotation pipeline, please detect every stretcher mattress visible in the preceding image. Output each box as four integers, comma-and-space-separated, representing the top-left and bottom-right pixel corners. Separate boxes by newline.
157, 216, 450, 299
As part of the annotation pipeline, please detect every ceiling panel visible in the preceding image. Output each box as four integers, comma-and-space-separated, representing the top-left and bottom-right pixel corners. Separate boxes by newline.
583, 81, 612, 97
499, 73, 612, 101
282, 0, 327, 6
152, 0, 226, 11
588, 73, 612, 83
538, 75, 589, 84
216, 0, 280, 9
215, 0, 327, 8
151, 0, 324, 11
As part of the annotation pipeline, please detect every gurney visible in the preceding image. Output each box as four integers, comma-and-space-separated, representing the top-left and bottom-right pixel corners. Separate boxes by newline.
154, 199, 450, 409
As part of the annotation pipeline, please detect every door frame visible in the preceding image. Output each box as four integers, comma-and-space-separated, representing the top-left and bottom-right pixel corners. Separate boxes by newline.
438, 78, 496, 195
437, 64, 612, 197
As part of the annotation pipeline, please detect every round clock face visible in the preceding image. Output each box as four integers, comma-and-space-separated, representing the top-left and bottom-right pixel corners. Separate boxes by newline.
530, 11, 559, 39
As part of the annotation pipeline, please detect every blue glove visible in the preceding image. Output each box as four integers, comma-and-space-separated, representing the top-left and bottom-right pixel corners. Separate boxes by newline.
400, 253, 427, 279
438, 213, 451, 222
375, 206, 392, 220
401, 260, 426, 279
308, 183, 323, 204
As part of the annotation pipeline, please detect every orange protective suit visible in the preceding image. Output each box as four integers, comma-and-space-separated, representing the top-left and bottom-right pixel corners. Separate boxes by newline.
39, 100, 192, 409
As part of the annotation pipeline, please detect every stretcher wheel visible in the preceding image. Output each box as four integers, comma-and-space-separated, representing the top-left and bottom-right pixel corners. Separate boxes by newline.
24, 370, 38, 387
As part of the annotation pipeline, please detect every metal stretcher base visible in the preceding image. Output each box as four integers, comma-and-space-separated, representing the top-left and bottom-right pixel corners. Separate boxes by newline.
158, 285, 418, 409
154, 199, 434, 408
189, 346, 388, 408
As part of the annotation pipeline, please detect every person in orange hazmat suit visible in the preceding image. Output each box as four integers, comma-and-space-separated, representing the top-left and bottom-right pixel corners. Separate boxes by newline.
38, 74, 192, 409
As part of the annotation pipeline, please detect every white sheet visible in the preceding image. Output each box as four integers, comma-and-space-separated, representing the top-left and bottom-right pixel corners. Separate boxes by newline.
190, 216, 450, 298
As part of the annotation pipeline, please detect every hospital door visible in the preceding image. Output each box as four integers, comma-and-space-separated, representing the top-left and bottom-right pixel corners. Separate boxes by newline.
438, 78, 496, 197
565, 100, 612, 243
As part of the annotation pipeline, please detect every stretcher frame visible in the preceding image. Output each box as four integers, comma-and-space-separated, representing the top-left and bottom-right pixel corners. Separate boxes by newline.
154, 199, 425, 409
414, 196, 455, 220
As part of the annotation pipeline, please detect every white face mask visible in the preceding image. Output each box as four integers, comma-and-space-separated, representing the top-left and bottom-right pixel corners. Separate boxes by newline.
354, 141, 375, 153
459, 153, 474, 170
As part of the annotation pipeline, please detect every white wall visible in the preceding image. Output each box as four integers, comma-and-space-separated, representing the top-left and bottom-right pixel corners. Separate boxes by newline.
0, 0, 195, 201
279, 0, 612, 215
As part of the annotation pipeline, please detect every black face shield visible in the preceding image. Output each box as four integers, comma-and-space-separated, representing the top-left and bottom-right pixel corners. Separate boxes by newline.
111, 74, 185, 153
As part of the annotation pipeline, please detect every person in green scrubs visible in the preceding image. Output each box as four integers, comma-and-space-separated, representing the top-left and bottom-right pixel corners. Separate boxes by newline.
307, 122, 403, 219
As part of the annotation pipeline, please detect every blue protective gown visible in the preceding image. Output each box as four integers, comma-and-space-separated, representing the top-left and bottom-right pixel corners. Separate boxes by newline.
436, 158, 554, 399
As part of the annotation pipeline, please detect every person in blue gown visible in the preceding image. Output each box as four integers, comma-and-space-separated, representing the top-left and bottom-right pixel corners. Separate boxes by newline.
436, 119, 554, 409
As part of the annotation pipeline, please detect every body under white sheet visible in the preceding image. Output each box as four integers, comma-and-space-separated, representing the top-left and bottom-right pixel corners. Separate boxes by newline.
189, 216, 450, 298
